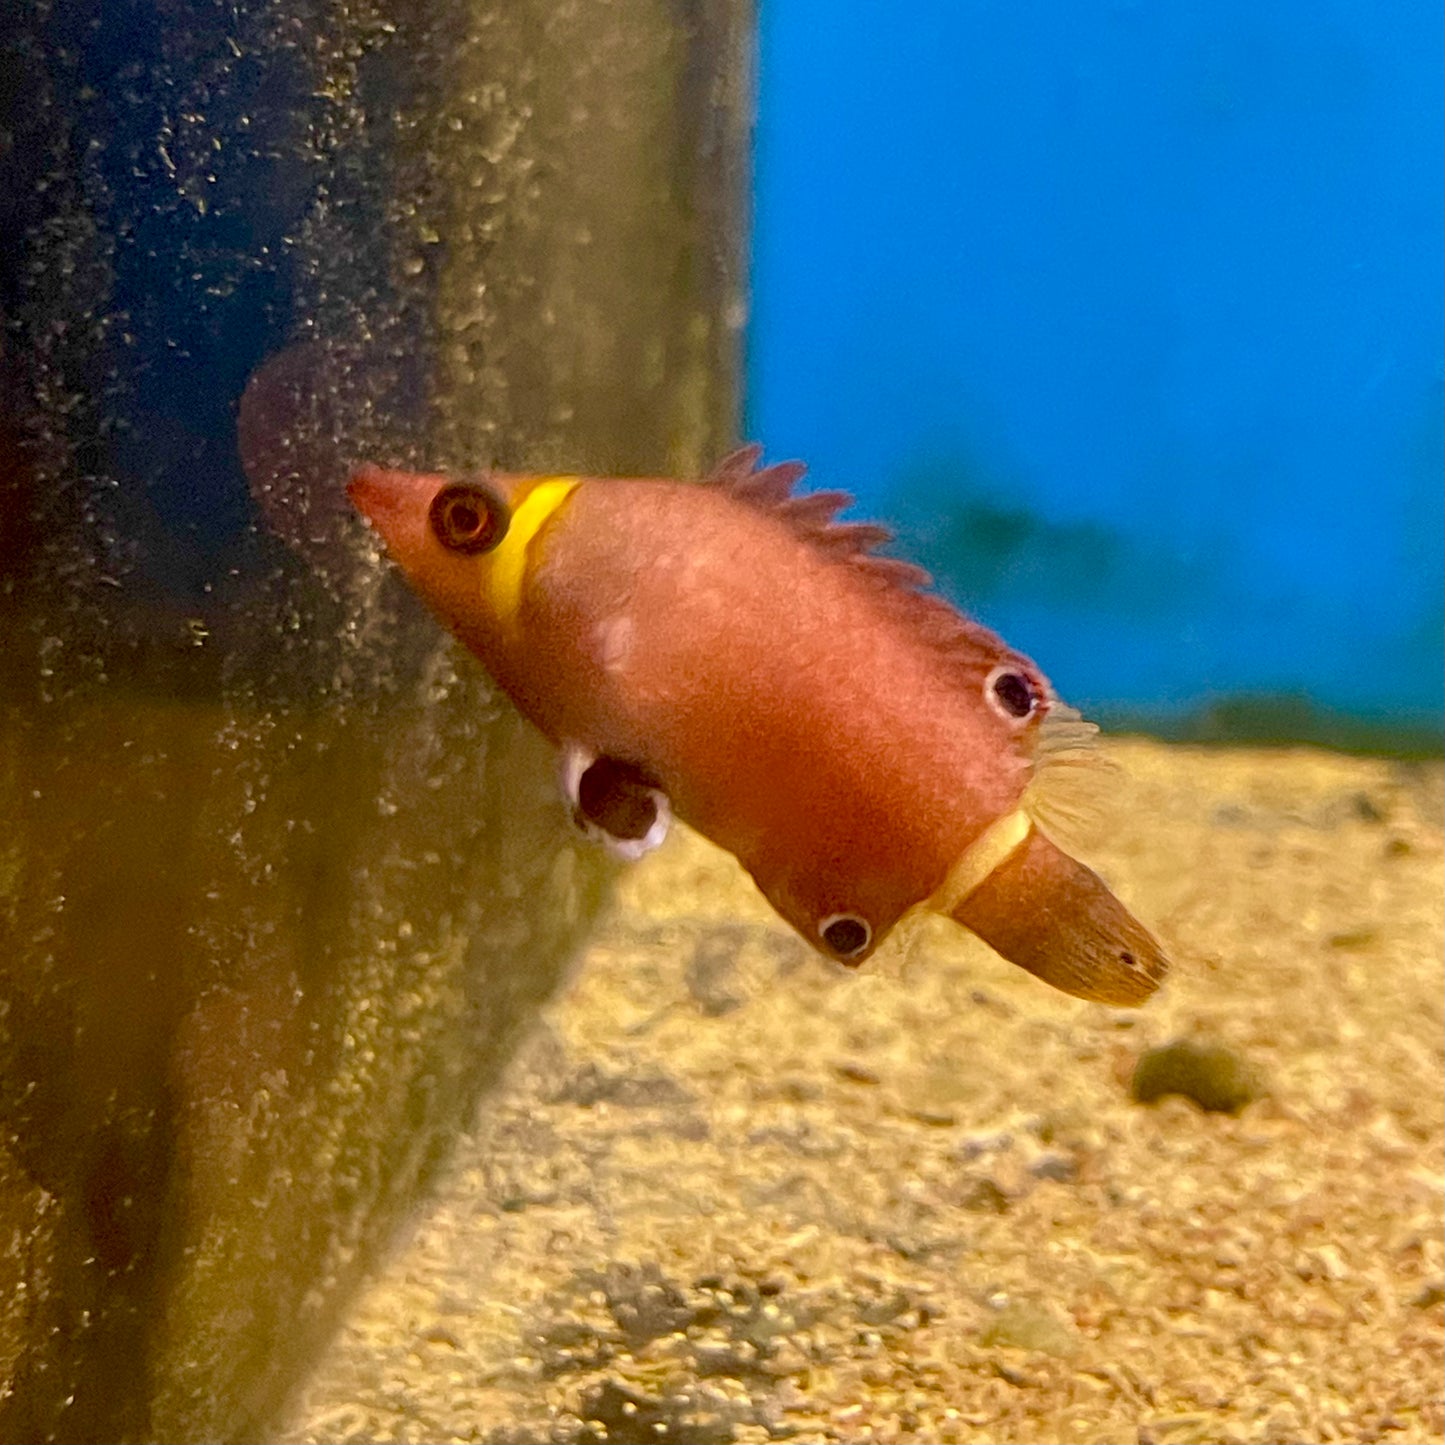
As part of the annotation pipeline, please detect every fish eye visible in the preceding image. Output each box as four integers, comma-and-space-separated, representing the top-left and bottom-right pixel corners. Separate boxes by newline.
429, 481, 509, 555
986, 665, 1039, 721
819, 913, 871, 961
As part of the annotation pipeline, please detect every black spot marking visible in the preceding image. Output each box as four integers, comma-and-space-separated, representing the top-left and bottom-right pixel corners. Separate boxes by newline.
576, 757, 660, 842
820, 914, 871, 960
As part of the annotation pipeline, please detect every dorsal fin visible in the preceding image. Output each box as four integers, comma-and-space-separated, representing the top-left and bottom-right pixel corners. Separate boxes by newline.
707, 445, 808, 507
705, 443, 764, 487
704, 445, 927, 582
702, 444, 1041, 690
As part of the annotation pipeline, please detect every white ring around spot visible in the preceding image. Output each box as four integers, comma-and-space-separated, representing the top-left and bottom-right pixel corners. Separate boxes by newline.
818, 912, 872, 959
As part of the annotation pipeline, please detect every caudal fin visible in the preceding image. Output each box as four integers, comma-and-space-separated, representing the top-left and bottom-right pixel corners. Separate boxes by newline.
946, 826, 1169, 1006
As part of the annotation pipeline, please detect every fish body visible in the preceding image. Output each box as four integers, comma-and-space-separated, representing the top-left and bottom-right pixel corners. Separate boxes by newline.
348, 448, 1168, 1005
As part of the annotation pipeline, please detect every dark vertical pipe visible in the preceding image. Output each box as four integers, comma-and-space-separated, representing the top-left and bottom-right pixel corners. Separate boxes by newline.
0, 0, 752, 1438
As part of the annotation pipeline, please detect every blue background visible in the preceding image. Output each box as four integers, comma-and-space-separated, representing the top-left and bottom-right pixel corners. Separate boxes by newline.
748, 1, 1443, 745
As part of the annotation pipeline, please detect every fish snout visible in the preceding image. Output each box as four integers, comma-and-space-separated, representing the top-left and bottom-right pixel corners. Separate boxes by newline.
346, 465, 453, 564
347, 465, 434, 527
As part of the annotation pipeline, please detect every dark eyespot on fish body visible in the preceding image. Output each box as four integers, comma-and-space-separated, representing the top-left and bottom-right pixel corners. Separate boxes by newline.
575, 755, 661, 842
557, 745, 674, 862
820, 913, 871, 961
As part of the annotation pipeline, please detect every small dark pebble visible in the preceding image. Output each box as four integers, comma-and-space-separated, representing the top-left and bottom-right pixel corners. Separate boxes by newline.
1130, 1039, 1266, 1114
910, 1107, 958, 1128
1351, 791, 1387, 823
599, 1262, 697, 1344
958, 1176, 1011, 1214
553, 1062, 697, 1110
993, 1359, 1035, 1387
575, 1379, 682, 1445
1327, 928, 1378, 950
834, 1060, 881, 1085
1029, 1152, 1078, 1183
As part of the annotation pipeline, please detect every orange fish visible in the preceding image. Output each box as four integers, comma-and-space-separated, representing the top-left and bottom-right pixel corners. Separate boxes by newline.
347, 447, 1168, 1005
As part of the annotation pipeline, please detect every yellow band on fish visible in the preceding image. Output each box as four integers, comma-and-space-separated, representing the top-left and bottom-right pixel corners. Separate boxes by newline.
928, 807, 1033, 915
489, 476, 581, 628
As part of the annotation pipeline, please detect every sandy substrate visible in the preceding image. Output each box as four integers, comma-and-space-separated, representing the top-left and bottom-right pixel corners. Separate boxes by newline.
283, 740, 1444, 1445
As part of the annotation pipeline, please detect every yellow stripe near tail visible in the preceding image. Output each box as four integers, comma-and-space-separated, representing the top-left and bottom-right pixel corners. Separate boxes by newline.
488, 476, 581, 629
